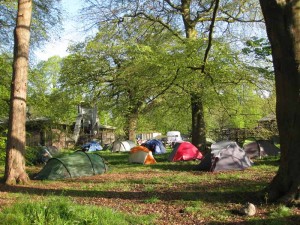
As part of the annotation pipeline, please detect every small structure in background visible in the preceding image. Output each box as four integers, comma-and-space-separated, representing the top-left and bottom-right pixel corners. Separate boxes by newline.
1, 103, 117, 150
1, 103, 115, 150
208, 114, 279, 146
73, 103, 116, 146
258, 114, 277, 130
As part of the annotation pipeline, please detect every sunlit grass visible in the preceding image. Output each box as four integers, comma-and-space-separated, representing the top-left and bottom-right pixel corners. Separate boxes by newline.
144, 195, 160, 203
0, 196, 156, 225
270, 205, 293, 218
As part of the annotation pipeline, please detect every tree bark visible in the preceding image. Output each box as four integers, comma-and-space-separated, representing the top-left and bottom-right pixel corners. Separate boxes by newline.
126, 111, 138, 142
191, 93, 207, 149
259, 0, 300, 204
5, 0, 32, 185
181, 5, 207, 149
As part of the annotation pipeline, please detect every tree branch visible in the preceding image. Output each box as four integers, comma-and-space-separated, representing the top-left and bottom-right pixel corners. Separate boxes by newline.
202, 0, 220, 73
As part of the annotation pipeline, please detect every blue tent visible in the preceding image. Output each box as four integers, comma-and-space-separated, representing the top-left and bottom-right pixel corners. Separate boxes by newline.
82, 141, 103, 152
143, 139, 166, 154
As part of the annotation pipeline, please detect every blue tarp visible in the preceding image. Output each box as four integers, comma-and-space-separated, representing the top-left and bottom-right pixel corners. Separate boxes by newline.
143, 139, 166, 154
82, 141, 103, 152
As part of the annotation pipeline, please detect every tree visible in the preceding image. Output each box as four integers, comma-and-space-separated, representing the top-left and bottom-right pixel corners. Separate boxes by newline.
81, 0, 264, 148
5, 0, 33, 185
4, 0, 62, 185
60, 20, 180, 141
28, 56, 77, 123
259, 0, 300, 204
0, 0, 62, 53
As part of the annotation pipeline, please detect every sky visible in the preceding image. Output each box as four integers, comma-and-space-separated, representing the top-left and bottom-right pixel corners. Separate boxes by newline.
35, 0, 85, 61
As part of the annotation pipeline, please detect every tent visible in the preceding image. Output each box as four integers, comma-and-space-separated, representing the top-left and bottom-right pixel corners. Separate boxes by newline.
168, 141, 203, 162
111, 140, 136, 152
34, 151, 108, 180
243, 139, 280, 159
197, 141, 253, 172
128, 146, 157, 164
36, 146, 60, 164
142, 139, 166, 154
82, 140, 103, 152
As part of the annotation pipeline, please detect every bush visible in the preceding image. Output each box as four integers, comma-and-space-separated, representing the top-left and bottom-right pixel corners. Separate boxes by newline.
0, 135, 7, 164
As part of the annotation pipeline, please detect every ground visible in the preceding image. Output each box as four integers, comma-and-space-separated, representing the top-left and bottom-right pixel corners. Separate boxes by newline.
0, 153, 299, 224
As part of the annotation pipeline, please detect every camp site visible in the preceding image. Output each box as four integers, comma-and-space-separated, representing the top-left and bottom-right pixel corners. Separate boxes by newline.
1, 0, 300, 224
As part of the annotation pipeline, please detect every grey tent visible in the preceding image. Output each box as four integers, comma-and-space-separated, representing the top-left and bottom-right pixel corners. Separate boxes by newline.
243, 139, 280, 159
34, 151, 108, 180
197, 141, 253, 172
111, 140, 136, 152
37, 146, 60, 164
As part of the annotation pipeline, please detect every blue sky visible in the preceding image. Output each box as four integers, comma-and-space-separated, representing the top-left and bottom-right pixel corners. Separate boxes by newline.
35, 0, 85, 61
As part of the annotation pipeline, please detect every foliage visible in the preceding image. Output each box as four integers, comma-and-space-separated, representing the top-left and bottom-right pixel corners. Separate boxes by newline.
0, 196, 155, 225
79, 0, 266, 146
80, 0, 263, 40
269, 205, 293, 218
243, 37, 272, 61
24, 146, 43, 166
0, 0, 63, 55
0, 53, 13, 119
0, 135, 7, 164
58, 20, 274, 138
60, 20, 184, 136
28, 56, 77, 124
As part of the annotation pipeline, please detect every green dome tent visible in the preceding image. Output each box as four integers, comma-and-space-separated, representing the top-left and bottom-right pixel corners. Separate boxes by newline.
34, 151, 108, 180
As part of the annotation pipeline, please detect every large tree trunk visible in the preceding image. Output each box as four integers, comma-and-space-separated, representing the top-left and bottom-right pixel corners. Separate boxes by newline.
181, 4, 207, 150
259, 0, 300, 204
126, 112, 138, 142
191, 93, 206, 150
5, 0, 32, 185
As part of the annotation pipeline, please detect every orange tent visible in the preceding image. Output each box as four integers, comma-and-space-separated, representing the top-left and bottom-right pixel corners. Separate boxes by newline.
129, 146, 156, 164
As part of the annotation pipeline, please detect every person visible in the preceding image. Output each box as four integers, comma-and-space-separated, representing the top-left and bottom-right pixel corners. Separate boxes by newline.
137, 138, 143, 145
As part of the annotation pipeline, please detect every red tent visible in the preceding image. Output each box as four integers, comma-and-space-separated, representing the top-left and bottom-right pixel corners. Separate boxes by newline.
168, 142, 203, 161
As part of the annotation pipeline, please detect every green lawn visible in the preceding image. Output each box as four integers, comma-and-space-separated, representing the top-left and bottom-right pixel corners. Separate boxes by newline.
0, 149, 298, 225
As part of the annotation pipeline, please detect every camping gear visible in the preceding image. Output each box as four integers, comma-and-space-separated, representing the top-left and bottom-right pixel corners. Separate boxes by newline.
128, 146, 157, 164
37, 146, 59, 164
34, 151, 108, 180
142, 139, 166, 154
243, 140, 280, 159
82, 140, 103, 152
168, 141, 203, 161
111, 140, 136, 152
197, 141, 253, 172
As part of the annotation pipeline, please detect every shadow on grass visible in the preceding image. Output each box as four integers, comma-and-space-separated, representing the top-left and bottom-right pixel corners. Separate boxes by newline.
0, 180, 264, 205
150, 161, 200, 171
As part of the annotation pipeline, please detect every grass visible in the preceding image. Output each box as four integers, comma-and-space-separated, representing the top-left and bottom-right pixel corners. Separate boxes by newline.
0, 149, 298, 225
0, 196, 155, 225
